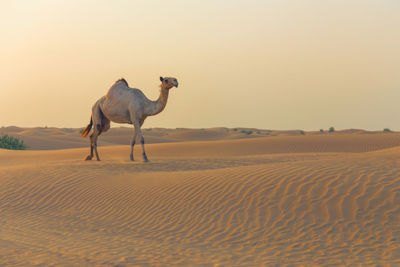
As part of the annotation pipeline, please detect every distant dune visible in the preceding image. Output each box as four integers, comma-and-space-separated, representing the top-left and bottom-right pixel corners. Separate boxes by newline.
0, 126, 395, 150
1, 130, 400, 266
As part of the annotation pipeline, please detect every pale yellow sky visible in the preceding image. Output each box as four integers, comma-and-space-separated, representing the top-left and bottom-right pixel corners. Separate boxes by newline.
1, 0, 399, 130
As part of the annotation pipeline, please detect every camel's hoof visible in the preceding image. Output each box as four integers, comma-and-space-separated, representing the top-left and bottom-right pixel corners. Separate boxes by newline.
130, 155, 134, 161
84, 155, 92, 161
143, 158, 149, 163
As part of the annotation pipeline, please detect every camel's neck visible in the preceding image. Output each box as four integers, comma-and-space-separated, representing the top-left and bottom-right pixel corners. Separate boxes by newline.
145, 87, 170, 116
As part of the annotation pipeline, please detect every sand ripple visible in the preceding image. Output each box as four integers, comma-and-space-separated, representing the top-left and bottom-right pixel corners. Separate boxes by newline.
1, 141, 400, 266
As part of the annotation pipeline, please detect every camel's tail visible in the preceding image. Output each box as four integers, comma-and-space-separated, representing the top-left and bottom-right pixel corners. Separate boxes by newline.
81, 117, 93, 138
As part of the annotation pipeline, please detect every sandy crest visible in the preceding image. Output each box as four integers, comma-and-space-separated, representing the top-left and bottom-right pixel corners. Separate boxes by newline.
0, 136, 400, 266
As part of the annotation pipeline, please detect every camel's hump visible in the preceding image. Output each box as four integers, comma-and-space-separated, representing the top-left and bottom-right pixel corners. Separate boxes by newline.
114, 78, 129, 87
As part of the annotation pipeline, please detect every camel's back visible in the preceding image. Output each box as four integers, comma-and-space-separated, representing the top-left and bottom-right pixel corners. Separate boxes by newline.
106, 81, 147, 103
106, 80, 130, 98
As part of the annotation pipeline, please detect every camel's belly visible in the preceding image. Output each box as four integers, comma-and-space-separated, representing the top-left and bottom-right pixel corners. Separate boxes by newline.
106, 114, 132, 124
101, 102, 132, 124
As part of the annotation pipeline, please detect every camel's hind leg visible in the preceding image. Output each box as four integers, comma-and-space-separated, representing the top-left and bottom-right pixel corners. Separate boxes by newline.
85, 143, 94, 161
85, 127, 100, 161
92, 128, 101, 161
92, 112, 110, 161
85, 101, 107, 161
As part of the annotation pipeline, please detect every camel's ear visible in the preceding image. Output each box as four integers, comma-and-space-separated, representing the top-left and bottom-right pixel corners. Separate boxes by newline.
160, 77, 164, 82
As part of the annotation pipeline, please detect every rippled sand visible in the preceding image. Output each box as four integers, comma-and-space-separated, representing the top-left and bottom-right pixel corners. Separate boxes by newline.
1, 135, 400, 266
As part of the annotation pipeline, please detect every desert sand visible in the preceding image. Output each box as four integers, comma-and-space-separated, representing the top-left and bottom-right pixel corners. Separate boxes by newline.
1, 129, 400, 266
0, 126, 309, 150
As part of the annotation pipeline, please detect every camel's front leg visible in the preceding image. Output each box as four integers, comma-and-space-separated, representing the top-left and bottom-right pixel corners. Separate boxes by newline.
133, 122, 149, 162
130, 128, 137, 161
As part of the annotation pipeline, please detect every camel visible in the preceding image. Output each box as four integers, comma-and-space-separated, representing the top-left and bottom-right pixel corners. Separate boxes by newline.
81, 76, 178, 161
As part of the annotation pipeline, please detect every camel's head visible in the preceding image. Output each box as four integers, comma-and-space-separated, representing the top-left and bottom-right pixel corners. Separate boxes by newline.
160, 76, 178, 90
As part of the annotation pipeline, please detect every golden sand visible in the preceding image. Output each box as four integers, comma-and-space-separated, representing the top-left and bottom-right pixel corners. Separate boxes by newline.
1, 132, 399, 266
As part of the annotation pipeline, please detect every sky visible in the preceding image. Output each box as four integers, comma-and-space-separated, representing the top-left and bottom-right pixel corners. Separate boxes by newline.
0, 0, 399, 130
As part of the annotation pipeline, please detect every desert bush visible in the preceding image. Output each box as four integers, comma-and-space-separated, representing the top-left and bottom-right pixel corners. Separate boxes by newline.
320, 129, 324, 133
383, 128, 391, 132
300, 130, 305, 135
241, 130, 252, 135
329, 127, 335, 133
0, 134, 27, 150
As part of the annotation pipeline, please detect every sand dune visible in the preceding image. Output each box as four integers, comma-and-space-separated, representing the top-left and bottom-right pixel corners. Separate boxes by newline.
1, 134, 400, 266
3, 126, 392, 150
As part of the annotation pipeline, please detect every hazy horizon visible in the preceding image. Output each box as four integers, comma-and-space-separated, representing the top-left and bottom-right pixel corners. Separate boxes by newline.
1, 0, 399, 131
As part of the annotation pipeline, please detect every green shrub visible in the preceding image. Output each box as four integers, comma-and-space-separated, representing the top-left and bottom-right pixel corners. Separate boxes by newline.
0, 134, 27, 150
320, 129, 324, 133
300, 130, 305, 135
241, 130, 252, 135
329, 127, 335, 133
383, 128, 391, 132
